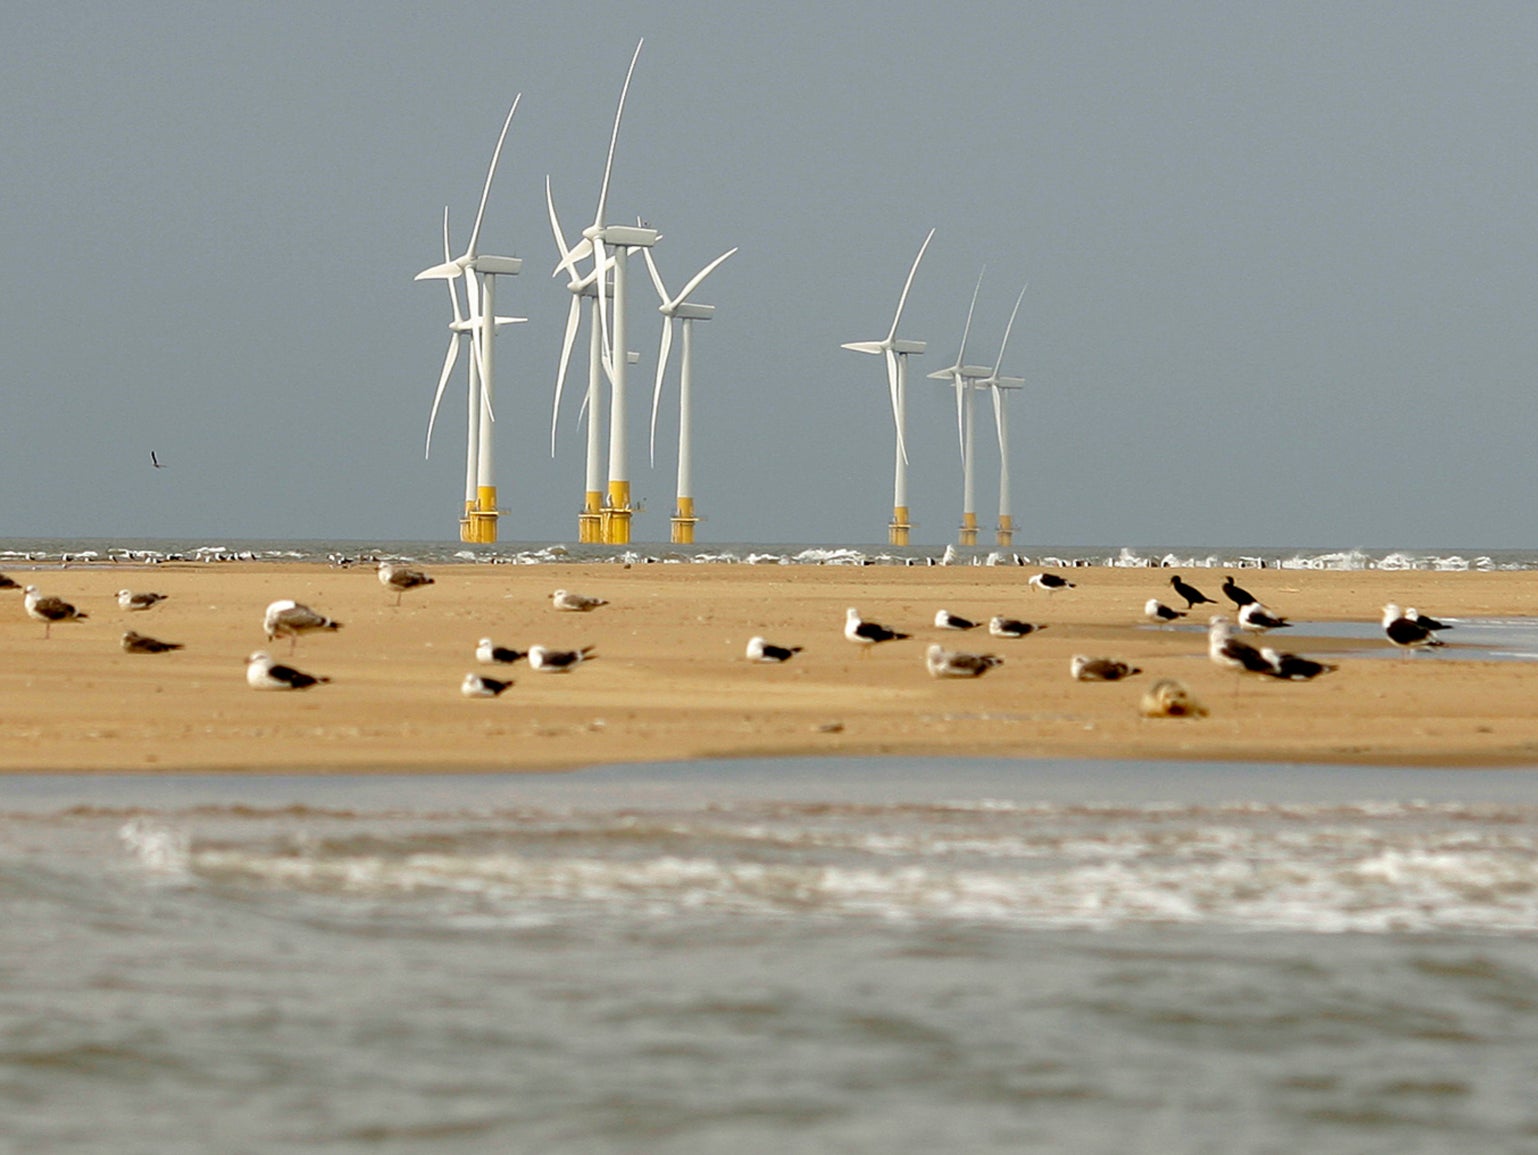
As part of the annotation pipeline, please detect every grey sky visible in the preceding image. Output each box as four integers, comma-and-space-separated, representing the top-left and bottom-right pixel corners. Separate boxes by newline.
4, 3, 1536, 547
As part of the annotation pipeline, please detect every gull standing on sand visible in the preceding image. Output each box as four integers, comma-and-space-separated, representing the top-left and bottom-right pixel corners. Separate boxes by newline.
1070, 655, 1141, 682
746, 636, 803, 663
551, 589, 608, 612
246, 651, 330, 690
378, 561, 434, 606
23, 586, 87, 638
121, 630, 183, 654
117, 589, 168, 612
263, 599, 342, 652
1382, 604, 1444, 655
1145, 598, 1186, 625
844, 608, 910, 653
1029, 573, 1075, 594
989, 616, 1046, 638
1169, 574, 1216, 609
476, 638, 527, 665
462, 672, 514, 698
926, 643, 1004, 678
528, 644, 596, 672
1207, 615, 1273, 676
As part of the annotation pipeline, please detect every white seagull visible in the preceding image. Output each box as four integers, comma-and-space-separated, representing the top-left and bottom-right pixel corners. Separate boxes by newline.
1237, 602, 1291, 632
528, 644, 596, 672
263, 599, 342, 652
117, 589, 168, 611
844, 607, 910, 653
926, 643, 1003, 678
1029, 573, 1075, 593
121, 630, 183, 654
1144, 598, 1186, 625
246, 651, 329, 690
462, 672, 514, 698
551, 589, 608, 612
378, 561, 434, 606
989, 616, 1046, 638
1207, 615, 1273, 676
746, 636, 802, 663
23, 586, 88, 638
933, 609, 980, 631
1259, 647, 1338, 681
1382, 604, 1445, 656
476, 638, 527, 665
1070, 654, 1141, 682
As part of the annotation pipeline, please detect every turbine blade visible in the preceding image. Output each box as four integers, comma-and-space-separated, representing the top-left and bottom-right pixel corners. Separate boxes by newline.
466, 95, 521, 260
595, 40, 644, 229
841, 341, 884, 355
993, 283, 1029, 373
641, 246, 669, 304
594, 235, 612, 370
957, 266, 984, 363
650, 317, 673, 465
886, 347, 908, 466
425, 335, 461, 459
673, 246, 737, 307
551, 294, 582, 455
954, 378, 966, 462
991, 384, 1006, 456
886, 226, 936, 341
414, 260, 461, 282
442, 208, 466, 325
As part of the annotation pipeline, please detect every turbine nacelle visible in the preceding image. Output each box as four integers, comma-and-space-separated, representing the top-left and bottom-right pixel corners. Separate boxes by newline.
471, 255, 524, 276
669, 302, 715, 321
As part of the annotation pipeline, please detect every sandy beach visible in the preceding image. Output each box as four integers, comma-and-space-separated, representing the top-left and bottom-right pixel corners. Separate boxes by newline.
5, 561, 1538, 773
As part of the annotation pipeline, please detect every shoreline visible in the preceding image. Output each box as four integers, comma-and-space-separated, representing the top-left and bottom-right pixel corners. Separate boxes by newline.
7, 563, 1538, 774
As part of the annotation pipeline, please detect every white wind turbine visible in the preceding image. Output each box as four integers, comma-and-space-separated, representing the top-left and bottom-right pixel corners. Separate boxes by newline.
840, 227, 935, 546
927, 268, 996, 545
642, 244, 737, 544
415, 97, 524, 543
976, 284, 1028, 547
551, 39, 658, 545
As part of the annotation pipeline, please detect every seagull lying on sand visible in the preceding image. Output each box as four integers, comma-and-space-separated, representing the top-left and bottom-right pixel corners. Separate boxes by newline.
121, 630, 183, 654
23, 586, 87, 638
378, 561, 434, 605
528, 644, 595, 672
1259, 647, 1337, 681
1169, 574, 1216, 609
1145, 598, 1186, 625
263, 600, 342, 651
844, 608, 910, 652
926, 643, 1003, 678
551, 589, 607, 612
746, 636, 802, 663
462, 672, 513, 698
117, 589, 167, 611
1070, 654, 1142, 682
476, 638, 527, 665
1382, 604, 1445, 655
1221, 575, 1258, 608
0, 573, 22, 590
1406, 607, 1452, 632
246, 651, 329, 690
989, 616, 1046, 638
1237, 602, 1291, 632
1029, 573, 1075, 593
933, 609, 979, 631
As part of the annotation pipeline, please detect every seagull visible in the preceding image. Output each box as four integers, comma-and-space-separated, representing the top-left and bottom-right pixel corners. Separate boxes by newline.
1221, 575, 1258, 609
1144, 598, 1186, 625
263, 599, 342, 652
1382, 604, 1444, 655
378, 561, 434, 606
117, 589, 168, 612
1028, 573, 1075, 593
1207, 615, 1273, 676
1070, 654, 1142, 682
746, 636, 802, 663
989, 616, 1046, 638
1237, 602, 1291, 632
934, 609, 980, 631
0, 572, 19, 590
528, 644, 596, 672
23, 585, 87, 638
462, 672, 514, 698
1259, 647, 1338, 681
476, 638, 527, 665
121, 630, 183, 654
1406, 607, 1452, 632
1169, 574, 1216, 609
246, 651, 329, 690
844, 607, 910, 653
551, 589, 607, 612
926, 643, 1004, 678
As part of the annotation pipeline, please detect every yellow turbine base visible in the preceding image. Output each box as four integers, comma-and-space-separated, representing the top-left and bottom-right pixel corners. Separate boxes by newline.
889, 507, 911, 547
959, 512, 979, 546
670, 496, 697, 545
578, 491, 604, 543
462, 487, 499, 544
603, 480, 632, 545
996, 514, 1014, 548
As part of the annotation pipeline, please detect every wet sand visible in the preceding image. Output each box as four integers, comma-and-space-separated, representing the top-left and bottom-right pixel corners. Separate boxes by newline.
5, 562, 1538, 773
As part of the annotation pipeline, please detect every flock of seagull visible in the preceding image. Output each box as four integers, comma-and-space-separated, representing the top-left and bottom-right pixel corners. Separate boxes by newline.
3, 563, 1453, 708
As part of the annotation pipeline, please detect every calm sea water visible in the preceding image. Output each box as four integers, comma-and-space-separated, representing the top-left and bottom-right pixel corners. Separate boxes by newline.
5, 757, 1538, 1154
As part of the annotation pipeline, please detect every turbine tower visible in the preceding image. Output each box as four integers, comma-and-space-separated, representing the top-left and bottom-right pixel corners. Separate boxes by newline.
976, 285, 1029, 547
841, 228, 935, 546
416, 98, 524, 543
643, 245, 737, 544
553, 40, 657, 545
927, 268, 995, 545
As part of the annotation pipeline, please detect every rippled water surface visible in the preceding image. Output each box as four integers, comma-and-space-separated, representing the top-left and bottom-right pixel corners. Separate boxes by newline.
5, 758, 1538, 1153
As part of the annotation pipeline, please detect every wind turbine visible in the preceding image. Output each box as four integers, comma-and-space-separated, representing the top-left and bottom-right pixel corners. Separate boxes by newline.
841, 227, 935, 546
976, 285, 1029, 547
927, 268, 996, 545
415, 97, 524, 543
552, 39, 657, 545
642, 244, 737, 544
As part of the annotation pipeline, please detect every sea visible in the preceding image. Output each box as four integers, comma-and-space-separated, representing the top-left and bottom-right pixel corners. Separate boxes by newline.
5, 539, 1538, 1153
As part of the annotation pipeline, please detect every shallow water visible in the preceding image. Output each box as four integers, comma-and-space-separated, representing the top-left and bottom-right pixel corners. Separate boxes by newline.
4, 758, 1538, 1154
